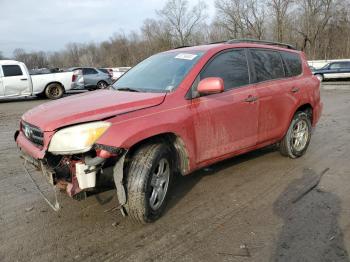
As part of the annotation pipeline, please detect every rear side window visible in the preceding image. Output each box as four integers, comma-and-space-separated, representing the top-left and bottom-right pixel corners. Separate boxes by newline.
280, 51, 302, 77
2, 65, 23, 77
83, 68, 98, 75
200, 50, 250, 90
250, 49, 284, 82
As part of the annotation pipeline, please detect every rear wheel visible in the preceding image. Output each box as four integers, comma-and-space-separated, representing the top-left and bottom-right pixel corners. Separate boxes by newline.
45, 83, 64, 99
124, 143, 174, 224
96, 81, 108, 89
280, 111, 312, 158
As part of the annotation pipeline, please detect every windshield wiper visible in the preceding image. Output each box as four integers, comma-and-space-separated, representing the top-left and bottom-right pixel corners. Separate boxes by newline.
116, 87, 141, 92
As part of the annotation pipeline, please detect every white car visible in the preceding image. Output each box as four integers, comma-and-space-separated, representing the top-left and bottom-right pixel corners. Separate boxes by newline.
111, 67, 131, 80
0, 60, 74, 99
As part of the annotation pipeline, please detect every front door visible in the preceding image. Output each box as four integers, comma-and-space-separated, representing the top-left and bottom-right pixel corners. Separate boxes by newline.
191, 49, 259, 164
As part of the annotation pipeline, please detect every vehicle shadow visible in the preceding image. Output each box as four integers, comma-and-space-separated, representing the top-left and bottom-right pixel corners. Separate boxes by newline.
272, 168, 349, 262
165, 145, 277, 213
92, 146, 277, 212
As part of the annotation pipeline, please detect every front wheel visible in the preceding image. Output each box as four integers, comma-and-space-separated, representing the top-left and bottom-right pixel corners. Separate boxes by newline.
45, 83, 64, 99
315, 74, 324, 82
124, 143, 174, 224
280, 111, 312, 158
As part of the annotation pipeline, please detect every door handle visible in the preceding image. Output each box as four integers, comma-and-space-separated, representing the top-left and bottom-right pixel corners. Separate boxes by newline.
20, 78, 28, 81
243, 96, 258, 103
291, 87, 299, 93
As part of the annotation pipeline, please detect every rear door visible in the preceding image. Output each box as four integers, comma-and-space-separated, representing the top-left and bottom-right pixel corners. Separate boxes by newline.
2, 64, 31, 96
249, 49, 302, 143
191, 49, 259, 164
82, 68, 99, 88
338, 62, 350, 78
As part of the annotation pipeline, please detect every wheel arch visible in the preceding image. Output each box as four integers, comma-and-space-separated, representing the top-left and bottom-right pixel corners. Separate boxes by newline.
295, 103, 313, 122
125, 132, 190, 176
45, 81, 65, 91
282, 103, 313, 138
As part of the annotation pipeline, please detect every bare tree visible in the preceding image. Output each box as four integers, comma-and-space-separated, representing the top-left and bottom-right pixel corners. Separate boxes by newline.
294, 0, 335, 55
157, 0, 207, 46
215, 0, 266, 40
268, 0, 294, 42
142, 19, 173, 52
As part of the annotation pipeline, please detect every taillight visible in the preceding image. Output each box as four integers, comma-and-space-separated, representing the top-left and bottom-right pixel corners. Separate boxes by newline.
72, 74, 77, 82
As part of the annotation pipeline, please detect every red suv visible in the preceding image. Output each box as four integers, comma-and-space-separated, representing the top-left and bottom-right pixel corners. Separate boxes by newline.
15, 40, 322, 223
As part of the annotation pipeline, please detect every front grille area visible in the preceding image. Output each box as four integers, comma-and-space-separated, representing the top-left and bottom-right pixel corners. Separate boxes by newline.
22, 121, 44, 146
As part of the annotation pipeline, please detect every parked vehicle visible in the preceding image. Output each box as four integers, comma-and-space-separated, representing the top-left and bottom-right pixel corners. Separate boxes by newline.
98, 68, 113, 78
312, 61, 350, 81
0, 60, 73, 99
15, 40, 322, 224
111, 67, 131, 80
70, 67, 113, 90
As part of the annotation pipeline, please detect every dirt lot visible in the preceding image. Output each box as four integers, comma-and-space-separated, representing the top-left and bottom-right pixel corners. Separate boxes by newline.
1, 84, 350, 262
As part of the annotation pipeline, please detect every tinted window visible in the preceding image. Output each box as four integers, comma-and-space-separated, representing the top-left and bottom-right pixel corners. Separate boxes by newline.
200, 50, 249, 90
329, 63, 342, 69
2, 65, 23, 77
330, 62, 350, 69
251, 49, 284, 82
281, 51, 302, 77
83, 68, 98, 75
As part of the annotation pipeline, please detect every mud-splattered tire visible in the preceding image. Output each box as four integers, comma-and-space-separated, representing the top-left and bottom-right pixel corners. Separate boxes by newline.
45, 83, 64, 99
124, 143, 174, 224
280, 111, 312, 158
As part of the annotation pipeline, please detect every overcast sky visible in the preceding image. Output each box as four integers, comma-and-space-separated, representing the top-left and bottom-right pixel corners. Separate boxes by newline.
0, 0, 216, 57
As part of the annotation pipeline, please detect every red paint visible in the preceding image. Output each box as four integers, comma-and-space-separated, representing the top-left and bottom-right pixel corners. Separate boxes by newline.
16, 43, 322, 173
197, 77, 224, 94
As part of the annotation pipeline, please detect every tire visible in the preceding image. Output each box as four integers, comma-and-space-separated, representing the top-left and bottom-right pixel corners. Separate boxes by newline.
45, 83, 64, 99
280, 111, 312, 158
96, 81, 108, 89
315, 74, 324, 82
124, 143, 174, 224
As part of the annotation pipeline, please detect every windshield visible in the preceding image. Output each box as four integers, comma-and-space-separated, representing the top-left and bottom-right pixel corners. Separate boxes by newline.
113, 51, 204, 92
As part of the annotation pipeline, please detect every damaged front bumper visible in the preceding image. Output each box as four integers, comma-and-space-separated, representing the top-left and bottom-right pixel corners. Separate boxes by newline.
16, 130, 127, 212
21, 151, 60, 211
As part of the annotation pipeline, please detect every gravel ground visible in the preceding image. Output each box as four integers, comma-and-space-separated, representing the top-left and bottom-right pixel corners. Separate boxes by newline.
0, 84, 350, 262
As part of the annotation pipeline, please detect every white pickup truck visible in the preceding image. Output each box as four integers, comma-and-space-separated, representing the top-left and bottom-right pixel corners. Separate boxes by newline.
0, 60, 74, 99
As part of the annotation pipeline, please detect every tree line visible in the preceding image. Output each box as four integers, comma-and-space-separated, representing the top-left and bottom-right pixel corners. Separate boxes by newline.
2, 0, 350, 69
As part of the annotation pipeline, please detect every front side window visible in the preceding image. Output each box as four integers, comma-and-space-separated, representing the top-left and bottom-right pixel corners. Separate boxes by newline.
113, 51, 204, 92
281, 51, 302, 77
329, 63, 342, 69
200, 49, 250, 90
2, 65, 23, 77
251, 49, 284, 82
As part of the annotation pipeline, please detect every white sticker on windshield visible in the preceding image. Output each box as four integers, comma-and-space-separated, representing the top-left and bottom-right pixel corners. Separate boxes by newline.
175, 53, 197, 60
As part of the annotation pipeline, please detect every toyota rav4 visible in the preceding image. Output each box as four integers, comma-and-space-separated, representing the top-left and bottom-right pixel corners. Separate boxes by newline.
15, 40, 322, 224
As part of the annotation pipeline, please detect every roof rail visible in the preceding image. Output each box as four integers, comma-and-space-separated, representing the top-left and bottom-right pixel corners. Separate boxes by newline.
226, 39, 296, 50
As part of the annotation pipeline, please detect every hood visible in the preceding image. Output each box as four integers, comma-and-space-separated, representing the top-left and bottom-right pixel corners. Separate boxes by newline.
23, 90, 166, 131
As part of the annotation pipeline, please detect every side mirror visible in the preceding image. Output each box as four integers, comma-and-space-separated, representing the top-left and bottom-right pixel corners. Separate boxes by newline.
197, 77, 224, 95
